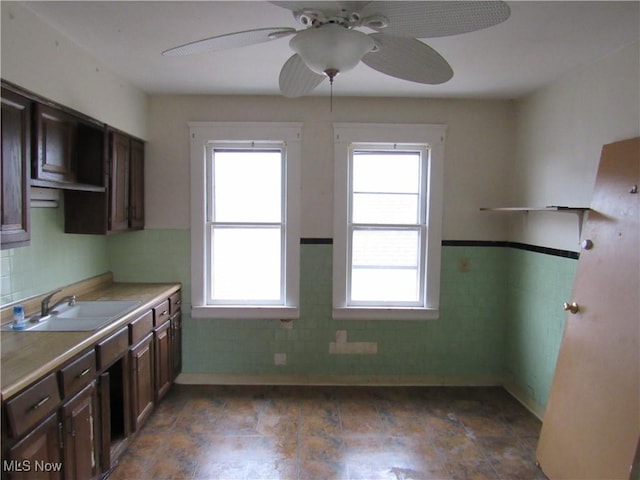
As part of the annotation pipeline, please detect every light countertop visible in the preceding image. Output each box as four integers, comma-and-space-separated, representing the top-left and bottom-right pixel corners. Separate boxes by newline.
1, 278, 180, 400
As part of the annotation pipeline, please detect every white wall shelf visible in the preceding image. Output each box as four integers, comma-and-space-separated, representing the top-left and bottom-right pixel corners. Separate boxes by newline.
480, 206, 591, 238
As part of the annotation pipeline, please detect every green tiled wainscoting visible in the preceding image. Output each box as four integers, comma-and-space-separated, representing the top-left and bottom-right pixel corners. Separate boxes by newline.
183, 244, 508, 379
106, 228, 190, 302
504, 248, 578, 409
0, 203, 108, 305
1, 221, 578, 412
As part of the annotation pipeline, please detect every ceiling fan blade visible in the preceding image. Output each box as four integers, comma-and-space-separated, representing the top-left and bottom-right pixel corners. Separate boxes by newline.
162, 27, 296, 56
271, 2, 371, 15
360, 1, 510, 38
362, 34, 453, 85
279, 54, 326, 98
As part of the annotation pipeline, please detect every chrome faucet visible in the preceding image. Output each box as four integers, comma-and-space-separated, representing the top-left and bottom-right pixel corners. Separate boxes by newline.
40, 289, 76, 318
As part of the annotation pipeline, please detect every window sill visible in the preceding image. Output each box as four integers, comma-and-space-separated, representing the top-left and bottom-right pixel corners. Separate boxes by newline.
332, 307, 440, 321
191, 305, 299, 320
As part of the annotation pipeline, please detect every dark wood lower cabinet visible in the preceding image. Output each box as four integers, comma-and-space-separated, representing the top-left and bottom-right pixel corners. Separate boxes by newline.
170, 311, 182, 381
7, 413, 62, 479
129, 333, 154, 431
154, 321, 172, 402
1, 289, 181, 480
61, 383, 99, 480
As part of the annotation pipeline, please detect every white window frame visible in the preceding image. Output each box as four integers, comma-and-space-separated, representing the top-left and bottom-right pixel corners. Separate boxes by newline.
333, 123, 446, 320
190, 122, 301, 319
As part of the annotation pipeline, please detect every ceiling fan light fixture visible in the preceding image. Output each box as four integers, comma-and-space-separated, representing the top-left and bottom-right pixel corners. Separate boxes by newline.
289, 24, 374, 77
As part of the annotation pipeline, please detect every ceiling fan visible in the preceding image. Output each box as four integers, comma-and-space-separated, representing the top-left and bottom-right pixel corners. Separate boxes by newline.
162, 1, 511, 98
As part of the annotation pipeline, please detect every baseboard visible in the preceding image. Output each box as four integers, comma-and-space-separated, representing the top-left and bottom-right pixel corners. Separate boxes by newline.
175, 373, 503, 387
175, 374, 545, 420
503, 381, 546, 421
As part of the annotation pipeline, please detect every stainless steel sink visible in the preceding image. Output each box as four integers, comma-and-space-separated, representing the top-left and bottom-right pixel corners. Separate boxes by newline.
5, 300, 141, 332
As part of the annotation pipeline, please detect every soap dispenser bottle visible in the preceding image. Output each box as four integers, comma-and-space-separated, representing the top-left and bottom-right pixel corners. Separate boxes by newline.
12, 305, 26, 330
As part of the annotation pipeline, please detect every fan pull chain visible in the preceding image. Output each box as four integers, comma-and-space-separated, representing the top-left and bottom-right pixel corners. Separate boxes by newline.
325, 68, 338, 113
330, 78, 333, 112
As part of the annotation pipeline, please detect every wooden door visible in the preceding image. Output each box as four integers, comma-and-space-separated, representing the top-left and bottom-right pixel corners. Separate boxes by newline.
537, 137, 640, 479
61, 382, 99, 480
130, 333, 154, 431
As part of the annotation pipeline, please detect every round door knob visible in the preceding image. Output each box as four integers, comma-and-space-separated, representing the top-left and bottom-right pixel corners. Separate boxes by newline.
563, 302, 580, 314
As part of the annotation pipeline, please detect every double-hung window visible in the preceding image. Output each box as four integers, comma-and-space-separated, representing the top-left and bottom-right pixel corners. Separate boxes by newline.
333, 123, 446, 320
190, 122, 301, 319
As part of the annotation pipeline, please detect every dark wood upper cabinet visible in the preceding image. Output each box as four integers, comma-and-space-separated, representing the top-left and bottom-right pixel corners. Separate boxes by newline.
30, 101, 106, 192
109, 132, 131, 232
107, 131, 144, 233
0, 81, 144, 236
64, 129, 144, 235
110, 132, 144, 232
129, 139, 145, 230
1, 88, 31, 249
32, 103, 78, 184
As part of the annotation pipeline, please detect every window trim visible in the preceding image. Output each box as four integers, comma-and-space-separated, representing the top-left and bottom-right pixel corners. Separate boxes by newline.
189, 122, 301, 319
332, 123, 446, 320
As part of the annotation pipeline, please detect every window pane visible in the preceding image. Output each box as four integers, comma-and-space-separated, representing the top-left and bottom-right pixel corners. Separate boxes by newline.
351, 268, 419, 302
352, 152, 420, 194
211, 227, 281, 301
352, 193, 419, 224
213, 150, 282, 222
352, 229, 419, 267
350, 229, 421, 303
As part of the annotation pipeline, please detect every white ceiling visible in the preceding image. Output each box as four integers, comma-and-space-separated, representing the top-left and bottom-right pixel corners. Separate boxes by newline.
22, 1, 640, 99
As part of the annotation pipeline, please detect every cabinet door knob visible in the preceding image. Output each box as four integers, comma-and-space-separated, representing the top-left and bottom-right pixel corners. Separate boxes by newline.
563, 302, 580, 314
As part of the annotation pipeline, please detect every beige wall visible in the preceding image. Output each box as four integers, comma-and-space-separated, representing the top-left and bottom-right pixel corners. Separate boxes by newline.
1, 2, 148, 139
5, 0, 637, 249
146, 95, 515, 239
511, 41, 640, 251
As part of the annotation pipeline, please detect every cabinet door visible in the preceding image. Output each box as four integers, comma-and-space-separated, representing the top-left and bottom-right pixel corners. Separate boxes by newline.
130, 333, 154, 431
8, 413, 62, 479
61, 382, 99, 480
1, 89, 31, 248
109, 132, 130, 232
170, 311, 182, 381
154, 321, 172, 402
33, 103, 77, 184
129, 139, 144, 230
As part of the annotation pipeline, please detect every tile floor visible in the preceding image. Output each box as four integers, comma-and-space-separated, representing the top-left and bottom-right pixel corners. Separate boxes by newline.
109, 385, 548, 480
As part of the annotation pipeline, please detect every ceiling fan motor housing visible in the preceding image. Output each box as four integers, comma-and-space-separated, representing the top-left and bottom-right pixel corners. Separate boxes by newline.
289, 24, 375, 76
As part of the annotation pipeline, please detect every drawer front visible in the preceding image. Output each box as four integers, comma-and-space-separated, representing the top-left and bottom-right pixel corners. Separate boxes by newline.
169, 291, 182, 314
153, 299, 170, 327
59, 349, 96, 398
96, 326, 129, 370
129, 310, 153, 345
5, 373, 61, 438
